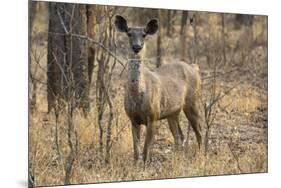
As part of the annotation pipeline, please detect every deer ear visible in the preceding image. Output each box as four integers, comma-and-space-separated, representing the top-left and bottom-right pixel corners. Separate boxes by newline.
145, 18, 159, 35
114, 15, 128, 32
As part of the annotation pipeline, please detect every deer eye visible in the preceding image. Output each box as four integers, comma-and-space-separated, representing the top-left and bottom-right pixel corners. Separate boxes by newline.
142, 34, 146, 38
127, 33, 132, 37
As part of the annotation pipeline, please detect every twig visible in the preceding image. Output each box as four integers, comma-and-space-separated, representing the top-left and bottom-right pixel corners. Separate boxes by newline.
52, 51, 69, 85
71, 33, 126, 69
227, 143, 243, 173
202, 67, 240, 80
109, 123, 128, 149
57, 9, 69, 35
47, 31, 126, 70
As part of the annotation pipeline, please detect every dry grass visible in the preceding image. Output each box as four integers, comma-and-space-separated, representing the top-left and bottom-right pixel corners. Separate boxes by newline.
29, 81, 267, 186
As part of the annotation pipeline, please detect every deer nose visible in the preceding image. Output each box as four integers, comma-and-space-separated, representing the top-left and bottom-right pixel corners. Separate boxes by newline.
132, 45, 142, 53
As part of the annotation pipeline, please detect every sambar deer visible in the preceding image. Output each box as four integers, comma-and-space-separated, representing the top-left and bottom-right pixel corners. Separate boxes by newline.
115, 15, 202, 164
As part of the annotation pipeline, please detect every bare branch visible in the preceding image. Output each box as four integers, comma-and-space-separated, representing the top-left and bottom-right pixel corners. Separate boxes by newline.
71, 33, 126, 68
52, 51, 69, 85
57, 9, 69, 34
227, 143, 243, 173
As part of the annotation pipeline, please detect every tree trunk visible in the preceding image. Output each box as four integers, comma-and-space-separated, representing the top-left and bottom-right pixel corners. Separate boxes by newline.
47, 3, 90, 113
29, 1, 37, 32
221, 14, 226, 65
87, 5, 99, 85
156, 10, 163, 67
47, 2, 67, 112
191, 12, 198, 64
180, 11, 188, 61
166, 10, 172, 37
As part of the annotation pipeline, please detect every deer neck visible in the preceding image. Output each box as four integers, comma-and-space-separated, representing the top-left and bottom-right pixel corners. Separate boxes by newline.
127, 53, 146, 97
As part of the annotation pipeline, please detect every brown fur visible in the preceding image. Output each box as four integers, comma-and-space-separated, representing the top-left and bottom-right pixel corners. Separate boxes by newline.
115, 15, 202, 163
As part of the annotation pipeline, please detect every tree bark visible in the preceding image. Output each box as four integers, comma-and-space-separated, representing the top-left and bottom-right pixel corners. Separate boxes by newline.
87, 5, 100, 85
156, 10, 163, 67
47, 3, 90, 113
191, 12, 198, 64
221, 14, 226, 65
180, 11, 188, 61
166, 10, 172, 37
47, 2, 67, 112
29, 1, 37, 32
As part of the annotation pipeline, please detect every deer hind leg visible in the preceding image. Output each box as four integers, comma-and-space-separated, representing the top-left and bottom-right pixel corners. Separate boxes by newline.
167, 114, 184, 149
178, 121, 185, 146
131, 122, 142, 161
143, 118, 156, 164
183, 102, 202, 149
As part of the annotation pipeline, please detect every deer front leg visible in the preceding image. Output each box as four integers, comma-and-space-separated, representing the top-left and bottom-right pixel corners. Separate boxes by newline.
143, 118, 156, 164
131, 122, 141, 161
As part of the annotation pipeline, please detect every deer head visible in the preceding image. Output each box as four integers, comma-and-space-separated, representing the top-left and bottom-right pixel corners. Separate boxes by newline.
114, 15, 159, 54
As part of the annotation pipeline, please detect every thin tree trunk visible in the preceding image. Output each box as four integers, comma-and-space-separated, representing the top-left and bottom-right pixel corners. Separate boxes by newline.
180, 11, 188, 61
221, 14, 226, 65
191, 12, 198, 64
64, 96, 77, 184
87, 5, 99, 85
166, 10, 171, 37
66, 4, 90, 112
156, 10, 162, 67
